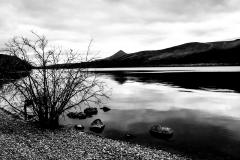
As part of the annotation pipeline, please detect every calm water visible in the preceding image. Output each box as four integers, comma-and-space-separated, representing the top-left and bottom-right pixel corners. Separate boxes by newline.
2, 67, 240, 159
15, 66, 236, 160
60, 67, 240, 159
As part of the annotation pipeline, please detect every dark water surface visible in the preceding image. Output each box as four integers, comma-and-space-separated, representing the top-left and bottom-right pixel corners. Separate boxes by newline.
61, 67, 240, 159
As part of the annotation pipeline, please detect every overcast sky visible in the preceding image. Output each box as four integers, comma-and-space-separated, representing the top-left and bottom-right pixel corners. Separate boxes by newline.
0, 0, 240, 58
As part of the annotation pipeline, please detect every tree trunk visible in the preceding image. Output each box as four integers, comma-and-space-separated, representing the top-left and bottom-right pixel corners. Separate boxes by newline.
39, 116, 59, 129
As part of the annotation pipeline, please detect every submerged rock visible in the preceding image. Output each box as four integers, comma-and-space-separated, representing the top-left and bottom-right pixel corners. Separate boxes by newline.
67, 112, 86, 119
100, 106, 111, 112
89, 119, 105, 133
84, 107, 98, 117
124, 133, 136, 140
149, 125, 174, 139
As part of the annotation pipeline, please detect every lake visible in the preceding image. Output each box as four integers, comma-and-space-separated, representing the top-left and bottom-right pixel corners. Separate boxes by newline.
60, 66, 240, 160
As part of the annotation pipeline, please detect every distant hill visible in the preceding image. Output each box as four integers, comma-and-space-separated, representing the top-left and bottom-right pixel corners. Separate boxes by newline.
105, 50, 127, 60
0, 54, 32, 72
46, 38, 240, 68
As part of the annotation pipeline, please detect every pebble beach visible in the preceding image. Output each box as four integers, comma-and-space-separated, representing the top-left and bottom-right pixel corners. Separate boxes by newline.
0, 109, 189, 160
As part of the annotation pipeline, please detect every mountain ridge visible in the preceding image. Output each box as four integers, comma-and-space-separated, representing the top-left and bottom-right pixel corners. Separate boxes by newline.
105, 50, 127, 60
0, 54, 32, 72
87, 38, 240, 67
45, 38, 240, 68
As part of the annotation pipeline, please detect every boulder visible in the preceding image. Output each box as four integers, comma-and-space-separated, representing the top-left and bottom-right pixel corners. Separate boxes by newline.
84, 107, 98, 117
75, 124, 84, 130
100, 106, 111, 112
89, 119, 105, 133
67, 112, 77, 119
67, 112, 86, 119
77, 112, 87, 119
149, 125, 174, 139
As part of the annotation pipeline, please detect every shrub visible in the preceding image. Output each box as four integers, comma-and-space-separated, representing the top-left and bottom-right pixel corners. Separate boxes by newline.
0, 32, 108, 128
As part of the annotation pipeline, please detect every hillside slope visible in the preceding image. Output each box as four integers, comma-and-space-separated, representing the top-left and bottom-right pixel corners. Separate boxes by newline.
46, 38, 240, 68
0, 54, 32, 72
89, 39, 240, 67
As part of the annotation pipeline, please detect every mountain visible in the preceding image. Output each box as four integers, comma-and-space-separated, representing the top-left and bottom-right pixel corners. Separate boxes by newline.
46, 38, 240, 69
0, 54, 32, 72
87, 39, 240, 67
105, 50, 127, 60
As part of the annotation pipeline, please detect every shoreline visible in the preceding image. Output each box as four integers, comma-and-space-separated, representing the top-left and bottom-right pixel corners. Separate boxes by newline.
0, 108, 189, 160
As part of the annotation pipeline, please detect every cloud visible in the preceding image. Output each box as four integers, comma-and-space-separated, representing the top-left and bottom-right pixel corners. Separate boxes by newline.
0, 0, 240, 57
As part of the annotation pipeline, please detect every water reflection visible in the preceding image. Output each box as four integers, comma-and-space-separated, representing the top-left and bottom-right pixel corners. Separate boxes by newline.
96, 71, 240, 93
2, 68, 240, 159
61, 69, 240, 159
102, 109, 240, 159
0, 71, 30, 89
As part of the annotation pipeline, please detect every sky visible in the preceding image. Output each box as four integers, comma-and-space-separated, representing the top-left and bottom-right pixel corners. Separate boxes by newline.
0, 0, 240, 58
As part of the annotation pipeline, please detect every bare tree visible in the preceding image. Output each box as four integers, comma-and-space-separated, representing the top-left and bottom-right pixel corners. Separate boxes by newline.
0, 32, 108, 128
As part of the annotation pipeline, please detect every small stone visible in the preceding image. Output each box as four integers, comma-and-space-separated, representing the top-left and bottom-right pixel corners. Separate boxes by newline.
100, 106, 111, 112
75, 124, 84, 130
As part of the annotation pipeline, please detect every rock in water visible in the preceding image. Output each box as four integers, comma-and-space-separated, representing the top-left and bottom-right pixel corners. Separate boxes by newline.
100, 106, 111, 112
67, 112, 78, 119
77, 112, 87, 119
67, 112, 86, 119
149, 125, 174, 139
84, 108, 98, 117
75, 124, 84, 130
90, 119, 105, 133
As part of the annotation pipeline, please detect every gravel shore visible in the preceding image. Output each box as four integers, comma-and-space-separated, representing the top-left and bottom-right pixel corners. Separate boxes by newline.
0, 109, 189, 160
